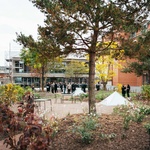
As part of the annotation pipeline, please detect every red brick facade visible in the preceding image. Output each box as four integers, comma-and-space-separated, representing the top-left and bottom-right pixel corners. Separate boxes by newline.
112, 69, 142, 86
112, 21, 150, 86
112, 59, 143, 86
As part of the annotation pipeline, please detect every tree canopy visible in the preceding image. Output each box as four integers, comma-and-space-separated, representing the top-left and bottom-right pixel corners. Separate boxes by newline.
65, 60, 89, 81
17, 0, 150, 113
122, 30, 150, 81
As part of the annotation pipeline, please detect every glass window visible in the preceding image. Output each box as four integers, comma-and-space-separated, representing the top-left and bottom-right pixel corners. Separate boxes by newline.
14, 77, 22, 83
15, 61, 19, 67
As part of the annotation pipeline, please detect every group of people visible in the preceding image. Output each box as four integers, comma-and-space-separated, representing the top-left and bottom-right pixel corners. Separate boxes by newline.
46, 82, 87, 94
121, 84, 130, 98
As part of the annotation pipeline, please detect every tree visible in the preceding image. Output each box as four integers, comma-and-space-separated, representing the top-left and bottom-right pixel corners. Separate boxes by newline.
17, 0, 149, 113
20, 48, 49, 91
96, 55, 122, 90
65, 60, 89, 82
17, 37, 64, 91
121, 30, 150, 83
95, 41, 124, 90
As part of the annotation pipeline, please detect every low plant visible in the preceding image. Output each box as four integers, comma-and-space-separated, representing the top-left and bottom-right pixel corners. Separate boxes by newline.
33, 93, 41, 99
114, 105, 133, 130
76, 127, 93, 144
133, 105, 150, 123
114, 104, 150, 130
144, 123, 150, 148
100, 133, 117, 141
144, 123, 150, 135
123, 113, 133, 130
72, 113, 100, 144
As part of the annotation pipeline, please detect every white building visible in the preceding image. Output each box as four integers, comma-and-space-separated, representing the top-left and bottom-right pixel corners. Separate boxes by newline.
5, 51, 88, 87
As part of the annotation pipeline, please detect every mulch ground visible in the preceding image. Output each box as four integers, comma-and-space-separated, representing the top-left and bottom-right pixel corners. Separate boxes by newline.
50, 113, 150, 150
1, 113, 149, 150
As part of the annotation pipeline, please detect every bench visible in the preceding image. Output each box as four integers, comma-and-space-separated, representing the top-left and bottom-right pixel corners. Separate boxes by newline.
61, 93, 74, 103
34, 98, 52, 111
61, 93, 82, 103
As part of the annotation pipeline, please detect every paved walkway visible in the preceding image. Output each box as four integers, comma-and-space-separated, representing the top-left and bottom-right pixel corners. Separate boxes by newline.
32, 98, 114, 119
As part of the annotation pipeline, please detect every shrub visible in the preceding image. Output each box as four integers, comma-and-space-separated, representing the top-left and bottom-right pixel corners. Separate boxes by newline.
33, 93, 41, 99
14, 84, 26, 101
141, 85, 150, 99
116, 83, 122, 93
0, 83, 21, 105
95, 91, 113, 101
0, 84, 32, 105
2, 91, 59, 149
79, 93, 88, 101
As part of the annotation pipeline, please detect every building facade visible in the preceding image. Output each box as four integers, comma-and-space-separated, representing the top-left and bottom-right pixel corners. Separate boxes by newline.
112, 20, 150, 86
112, 60, 143, 86
0, 66, 9, 85
5, 54, 89, 87
5, 53, 145, 88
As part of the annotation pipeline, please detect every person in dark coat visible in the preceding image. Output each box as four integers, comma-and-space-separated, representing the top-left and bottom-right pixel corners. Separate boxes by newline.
121, 85, 126, 97
54, 82, 58, 93
59, 82, 63, 92
126, 84, 130, 98
51, 82, 54, 93
46, 82, 50, 92
63, 82, 67, 94
96, 82, 100, 91
81, 82, 87, 93
32, 85, 35, 91
71, 82, 76, 93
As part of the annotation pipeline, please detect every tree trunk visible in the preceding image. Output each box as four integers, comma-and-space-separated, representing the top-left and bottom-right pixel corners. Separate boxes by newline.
41, 66, 45, 92
102, 82, 107, 90
88, 52, 96, 114
148, 70, 150, 84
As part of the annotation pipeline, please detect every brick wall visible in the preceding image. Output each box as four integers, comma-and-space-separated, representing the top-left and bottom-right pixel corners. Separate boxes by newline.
112, 59, 143, 86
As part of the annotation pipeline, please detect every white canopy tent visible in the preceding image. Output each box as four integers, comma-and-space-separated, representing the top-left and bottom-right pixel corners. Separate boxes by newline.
72, 88, 85, 96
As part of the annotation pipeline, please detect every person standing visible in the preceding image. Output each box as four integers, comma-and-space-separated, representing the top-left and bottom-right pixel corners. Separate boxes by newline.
71, 82, 76, 93
81, 82, 87, 93
31, 85, 35, 91
59, 82, 63, 92
96, 82, 100, 91
54, 82, 58, 93
67, 83, 71, 94
126, 84, 130, 98
121, 85, 126, 97
63, 82, 67, 94
46, 82, 50, 92
51, 82, 55, 93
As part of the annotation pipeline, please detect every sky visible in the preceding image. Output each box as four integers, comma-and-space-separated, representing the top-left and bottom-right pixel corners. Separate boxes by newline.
0, 0, 45, 66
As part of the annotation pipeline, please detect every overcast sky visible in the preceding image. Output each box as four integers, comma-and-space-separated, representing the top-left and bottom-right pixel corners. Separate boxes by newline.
0, 0, 45, 66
